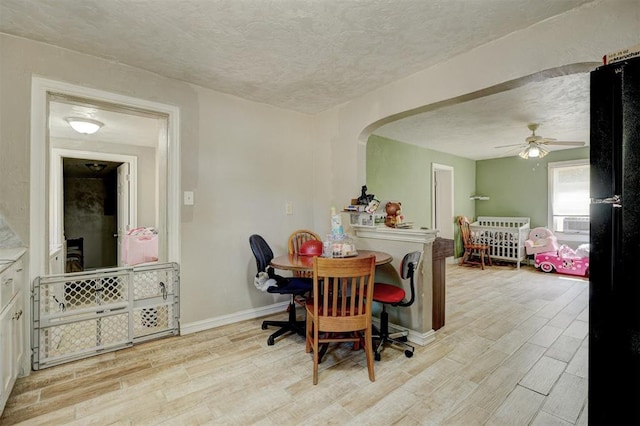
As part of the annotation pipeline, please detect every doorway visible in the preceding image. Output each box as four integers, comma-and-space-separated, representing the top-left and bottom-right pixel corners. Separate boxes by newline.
30, 77, 181, 278
432, 163, 454, 241
49, 102, 166, 277
61, 156, 137, 270
28, 77, 180, 379
51, 149, 138, 271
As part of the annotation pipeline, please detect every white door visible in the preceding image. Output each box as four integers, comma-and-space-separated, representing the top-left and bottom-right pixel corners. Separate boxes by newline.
117, 162, 131, 266
432, 164, 454, 240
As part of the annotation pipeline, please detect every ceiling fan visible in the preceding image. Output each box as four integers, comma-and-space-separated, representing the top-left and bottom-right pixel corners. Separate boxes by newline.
495, 123, 585, 159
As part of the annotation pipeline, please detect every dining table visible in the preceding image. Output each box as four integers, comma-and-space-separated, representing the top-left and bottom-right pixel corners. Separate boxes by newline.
270, 249, 393, 360
269, 249, 393, 272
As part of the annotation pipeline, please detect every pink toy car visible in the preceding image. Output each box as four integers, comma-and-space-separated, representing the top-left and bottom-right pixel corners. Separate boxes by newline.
534, 244, 589, 277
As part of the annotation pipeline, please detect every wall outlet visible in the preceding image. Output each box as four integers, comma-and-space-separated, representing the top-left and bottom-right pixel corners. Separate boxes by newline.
285, 202, 293, 215
184, 191, 194, 205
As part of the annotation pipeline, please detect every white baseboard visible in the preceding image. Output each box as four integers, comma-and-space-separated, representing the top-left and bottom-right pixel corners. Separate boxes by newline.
180, 301, 290, 335
409, 328, 436, 346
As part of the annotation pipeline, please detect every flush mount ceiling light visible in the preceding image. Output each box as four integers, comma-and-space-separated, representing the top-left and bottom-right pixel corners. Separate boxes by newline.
65, 117, 104, 134
518, 142, 549, 159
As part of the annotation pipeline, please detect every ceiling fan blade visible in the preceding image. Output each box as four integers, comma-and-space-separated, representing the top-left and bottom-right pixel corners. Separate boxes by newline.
540, 140, 585, 146
494, 143, 524, 149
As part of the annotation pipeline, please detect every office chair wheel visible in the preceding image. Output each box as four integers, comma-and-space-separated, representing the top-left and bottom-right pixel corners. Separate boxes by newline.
262, 323, 268, 330
375, 352, 381, 361
267, 336, 275, 346
405, 350, 413, 358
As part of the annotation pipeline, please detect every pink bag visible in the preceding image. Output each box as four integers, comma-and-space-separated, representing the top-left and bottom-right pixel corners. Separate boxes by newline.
122, 227, 158, 266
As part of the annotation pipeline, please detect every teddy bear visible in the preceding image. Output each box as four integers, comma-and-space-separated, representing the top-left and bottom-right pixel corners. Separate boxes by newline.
384, 202, 403, 228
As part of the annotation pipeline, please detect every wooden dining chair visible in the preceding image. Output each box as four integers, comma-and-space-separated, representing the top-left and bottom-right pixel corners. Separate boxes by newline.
458, 216, 492, 269
305, 255, 376, 385
287, 229, 321, 278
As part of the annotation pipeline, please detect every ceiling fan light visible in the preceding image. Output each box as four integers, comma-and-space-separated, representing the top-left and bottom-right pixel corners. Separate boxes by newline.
537, 146, 549, 158
519, 144, 536, 159
65, 117, 104, 134
519, 142, 550, 159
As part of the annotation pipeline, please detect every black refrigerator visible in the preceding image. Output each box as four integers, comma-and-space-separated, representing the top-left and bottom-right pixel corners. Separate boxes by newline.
590, 55, 640, 425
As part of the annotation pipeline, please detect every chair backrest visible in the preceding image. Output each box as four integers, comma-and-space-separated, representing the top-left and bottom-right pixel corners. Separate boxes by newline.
311, 255, 376, 332
398, 251, 422, 307
288, 229, 321, 278
457, 216, 473, 246
288, 229, 321, 255
249, 234, 274, 275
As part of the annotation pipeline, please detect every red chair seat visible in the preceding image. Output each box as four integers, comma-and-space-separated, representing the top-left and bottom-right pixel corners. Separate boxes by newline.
373, 283, 405, 304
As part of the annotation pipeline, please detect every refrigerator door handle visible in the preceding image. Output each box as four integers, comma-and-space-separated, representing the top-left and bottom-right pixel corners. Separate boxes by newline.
591, 195, 621, 204
611, 203, 622, 291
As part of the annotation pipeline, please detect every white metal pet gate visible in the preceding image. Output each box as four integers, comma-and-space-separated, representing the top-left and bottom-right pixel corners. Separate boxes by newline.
32, 262, 179, 370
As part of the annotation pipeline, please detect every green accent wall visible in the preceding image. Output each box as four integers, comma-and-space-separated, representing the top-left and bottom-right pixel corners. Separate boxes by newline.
476, 147, 589, 228
366, 135, 476, 256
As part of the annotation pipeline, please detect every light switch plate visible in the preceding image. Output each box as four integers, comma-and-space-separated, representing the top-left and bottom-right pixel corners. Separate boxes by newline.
184, 191, 194, 205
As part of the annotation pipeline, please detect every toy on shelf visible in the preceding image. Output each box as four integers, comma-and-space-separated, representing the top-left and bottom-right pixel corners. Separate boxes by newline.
534, 243, 589, 277
384, 201, 411, 228
525, 227, 559, 255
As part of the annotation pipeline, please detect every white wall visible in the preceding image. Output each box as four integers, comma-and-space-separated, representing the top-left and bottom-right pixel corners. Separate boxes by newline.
179, 86, 316, 322
0, 0, 638, 331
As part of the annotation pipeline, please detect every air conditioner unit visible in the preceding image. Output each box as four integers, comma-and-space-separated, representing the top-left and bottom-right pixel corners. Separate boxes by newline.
563, 217, 589, 233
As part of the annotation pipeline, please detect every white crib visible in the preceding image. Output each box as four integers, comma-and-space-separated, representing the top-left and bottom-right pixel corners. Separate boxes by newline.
470, 216, 530, 269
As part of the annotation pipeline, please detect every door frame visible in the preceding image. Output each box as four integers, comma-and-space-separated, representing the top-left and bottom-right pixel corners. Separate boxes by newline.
116, 162, 131, 266
50, 149, 138, 266
431, 163, 454, 240
30, 76, 181, 281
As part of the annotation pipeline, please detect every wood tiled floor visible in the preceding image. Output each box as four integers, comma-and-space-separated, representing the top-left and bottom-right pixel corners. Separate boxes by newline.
1, 262, 589, 425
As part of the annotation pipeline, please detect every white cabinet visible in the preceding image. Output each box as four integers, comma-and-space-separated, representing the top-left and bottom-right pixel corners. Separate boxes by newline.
0, 256, 25, 415
1, 292, 24, 403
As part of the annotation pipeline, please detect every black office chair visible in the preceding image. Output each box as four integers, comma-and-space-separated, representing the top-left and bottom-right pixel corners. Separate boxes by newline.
371, 251, 422, 360
249, 234, 313, 345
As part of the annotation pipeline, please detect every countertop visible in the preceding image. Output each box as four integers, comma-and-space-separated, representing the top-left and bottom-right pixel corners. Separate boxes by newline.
0, 246, 27, 261
0, 247, 27, 274
0, 260, 11, 274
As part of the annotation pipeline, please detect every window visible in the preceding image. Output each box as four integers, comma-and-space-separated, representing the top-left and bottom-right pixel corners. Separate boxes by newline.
548, 159, 589, 238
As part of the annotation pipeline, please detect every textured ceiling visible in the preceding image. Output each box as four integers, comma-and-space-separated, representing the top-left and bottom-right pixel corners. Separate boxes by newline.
374, 71, 592, 160
0, 0, 596, 160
